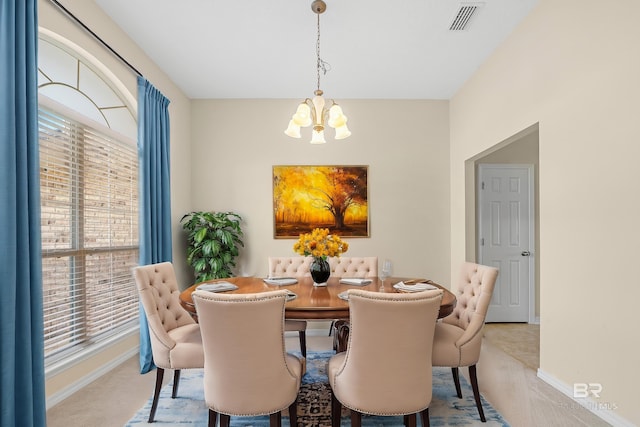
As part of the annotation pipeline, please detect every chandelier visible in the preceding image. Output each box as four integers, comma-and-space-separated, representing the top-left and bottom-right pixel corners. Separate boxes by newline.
284, 0, 351, 144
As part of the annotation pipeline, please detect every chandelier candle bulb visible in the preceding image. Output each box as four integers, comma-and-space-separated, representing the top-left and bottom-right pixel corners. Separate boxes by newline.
311, 130, 326, 144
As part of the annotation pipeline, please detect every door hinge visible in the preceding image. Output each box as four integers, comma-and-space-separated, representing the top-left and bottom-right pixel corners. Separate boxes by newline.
481, 181, 485, 190
480, 238, 485, 246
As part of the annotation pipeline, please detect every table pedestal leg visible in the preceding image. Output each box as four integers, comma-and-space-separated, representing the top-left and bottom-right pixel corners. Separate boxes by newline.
332, 320, 350, 353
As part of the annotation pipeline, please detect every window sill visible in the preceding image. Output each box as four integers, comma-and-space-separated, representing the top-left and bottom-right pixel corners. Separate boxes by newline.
45, 325, 139, 379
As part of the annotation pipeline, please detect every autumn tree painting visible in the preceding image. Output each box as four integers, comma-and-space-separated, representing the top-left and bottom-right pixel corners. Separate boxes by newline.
273, 165, 369, 238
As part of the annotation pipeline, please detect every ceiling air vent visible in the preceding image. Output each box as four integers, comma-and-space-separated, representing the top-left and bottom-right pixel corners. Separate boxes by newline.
449, 2, 484, 31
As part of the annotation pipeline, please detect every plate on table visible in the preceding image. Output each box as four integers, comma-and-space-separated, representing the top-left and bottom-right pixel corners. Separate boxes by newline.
285, 290, 297, 302
338, 291, 349, 301
263, 277, 298, 286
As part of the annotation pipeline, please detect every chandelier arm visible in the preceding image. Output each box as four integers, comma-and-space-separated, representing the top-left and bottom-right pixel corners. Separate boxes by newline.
306, 98, 318, 127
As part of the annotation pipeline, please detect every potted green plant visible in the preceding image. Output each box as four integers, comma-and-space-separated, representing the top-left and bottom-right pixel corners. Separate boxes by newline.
180, 211, 244, 283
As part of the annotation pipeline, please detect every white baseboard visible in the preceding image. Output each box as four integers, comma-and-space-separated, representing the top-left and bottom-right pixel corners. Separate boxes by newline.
46, 345, 139, 410
284, 320, 333, 337
537, 368, 634, 427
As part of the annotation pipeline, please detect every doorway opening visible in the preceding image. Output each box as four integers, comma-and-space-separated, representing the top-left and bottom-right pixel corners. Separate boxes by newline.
464, 123, 540, 324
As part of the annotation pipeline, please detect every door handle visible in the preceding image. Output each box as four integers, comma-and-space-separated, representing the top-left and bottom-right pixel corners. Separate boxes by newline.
521, 251, 531, 256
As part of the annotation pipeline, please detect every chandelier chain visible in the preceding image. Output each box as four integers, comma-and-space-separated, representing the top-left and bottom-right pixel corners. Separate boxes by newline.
316, 10, 330, 91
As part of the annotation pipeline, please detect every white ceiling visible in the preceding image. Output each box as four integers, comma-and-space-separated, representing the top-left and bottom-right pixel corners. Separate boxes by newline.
94, 0, 538, 100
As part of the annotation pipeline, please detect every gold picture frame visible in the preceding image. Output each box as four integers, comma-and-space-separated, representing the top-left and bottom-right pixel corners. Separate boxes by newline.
273, 165, 369, 238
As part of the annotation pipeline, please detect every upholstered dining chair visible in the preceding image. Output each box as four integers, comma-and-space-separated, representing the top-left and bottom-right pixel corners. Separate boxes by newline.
328, 256, 378, 278
268, 256, 378, 279
326, 256, 378, 338
192, 289, 304, 427
328, 289, 443, 427
133, 262, 204, 423
431, 262, 499, 422
268, 256, 311, 357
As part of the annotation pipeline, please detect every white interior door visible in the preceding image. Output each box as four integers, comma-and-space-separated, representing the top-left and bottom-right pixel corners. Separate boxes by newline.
478, 164, 534, 322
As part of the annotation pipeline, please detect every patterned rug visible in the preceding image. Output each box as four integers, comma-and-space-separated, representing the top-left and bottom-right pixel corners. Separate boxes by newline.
126, 352, 509, 426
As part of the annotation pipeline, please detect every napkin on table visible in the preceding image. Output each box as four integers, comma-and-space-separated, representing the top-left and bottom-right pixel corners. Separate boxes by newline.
339, 278, 373, 286
392, 281, 438, 292
196, 282, 239, 292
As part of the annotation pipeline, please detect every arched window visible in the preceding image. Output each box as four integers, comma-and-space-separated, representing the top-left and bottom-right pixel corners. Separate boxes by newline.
38, 32, 139, 364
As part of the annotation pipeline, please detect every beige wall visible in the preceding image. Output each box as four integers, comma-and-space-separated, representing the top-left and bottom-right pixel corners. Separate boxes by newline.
189, 99, 451, 284
39, 0, 193, 403
450, 0, 639, 424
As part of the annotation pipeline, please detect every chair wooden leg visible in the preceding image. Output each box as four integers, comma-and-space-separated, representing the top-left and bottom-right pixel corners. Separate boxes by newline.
419, 408, 430, 427
171, 369, 181, 398
469, 365, 486, 422
219, 414, 230, 427
148, 367, 164, 422
331, 391, 342, 427
208, 409, 217, 427
270, 411, 281, 427
350, 410, 362, 427
404, 413, 416, 427
298, 331, 307, 358
451, 367, 462, 398
288, 399, 297, 427
328, 320, 335, 336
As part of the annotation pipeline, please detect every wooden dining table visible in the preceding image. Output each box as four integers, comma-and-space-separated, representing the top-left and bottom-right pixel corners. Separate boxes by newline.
179, 275, 457, 322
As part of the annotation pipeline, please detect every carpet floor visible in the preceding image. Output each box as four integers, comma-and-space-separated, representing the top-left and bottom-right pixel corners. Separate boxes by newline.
126, 352, 509, 426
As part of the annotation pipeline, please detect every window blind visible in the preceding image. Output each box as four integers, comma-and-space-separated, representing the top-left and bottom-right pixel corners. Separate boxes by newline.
39, 105, 139, 362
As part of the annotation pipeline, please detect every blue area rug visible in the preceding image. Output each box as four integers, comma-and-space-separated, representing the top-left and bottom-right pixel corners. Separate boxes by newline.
126, 351, 509, 426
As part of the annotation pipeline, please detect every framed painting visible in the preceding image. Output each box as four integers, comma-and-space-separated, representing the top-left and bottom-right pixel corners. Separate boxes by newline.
273, 165, 369, 238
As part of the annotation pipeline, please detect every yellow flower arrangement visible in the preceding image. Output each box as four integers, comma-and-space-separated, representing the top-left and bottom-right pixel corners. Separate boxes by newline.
293, 228, 349, 260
